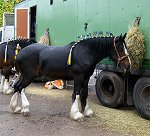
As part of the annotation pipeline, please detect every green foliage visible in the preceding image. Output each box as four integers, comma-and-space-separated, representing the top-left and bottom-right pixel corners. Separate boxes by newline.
0, 0, 22, 27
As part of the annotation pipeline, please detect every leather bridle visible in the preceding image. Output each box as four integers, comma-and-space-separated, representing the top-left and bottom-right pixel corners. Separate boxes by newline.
113, 37, 129, 65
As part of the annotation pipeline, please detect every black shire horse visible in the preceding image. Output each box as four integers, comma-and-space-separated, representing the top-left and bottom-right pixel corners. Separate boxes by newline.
0, 38, 36, 94
9, 34, 130, 121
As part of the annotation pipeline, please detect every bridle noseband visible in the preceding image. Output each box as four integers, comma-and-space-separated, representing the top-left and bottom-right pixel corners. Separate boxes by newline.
113, 37, 128, 65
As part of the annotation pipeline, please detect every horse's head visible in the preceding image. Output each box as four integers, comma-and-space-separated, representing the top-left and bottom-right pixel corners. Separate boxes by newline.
14, 38, 37, 49
109, 33, 130, 72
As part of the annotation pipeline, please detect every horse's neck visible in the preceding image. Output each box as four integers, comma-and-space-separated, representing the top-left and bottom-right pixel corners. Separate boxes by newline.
91, 38, 112, 63
15, 40, 29, 49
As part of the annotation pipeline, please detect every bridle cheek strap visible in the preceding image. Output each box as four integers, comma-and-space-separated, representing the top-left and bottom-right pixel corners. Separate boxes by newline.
113, 37, 128, 65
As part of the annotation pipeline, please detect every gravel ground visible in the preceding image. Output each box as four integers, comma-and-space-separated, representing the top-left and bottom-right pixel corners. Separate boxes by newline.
0, 82, 150, 136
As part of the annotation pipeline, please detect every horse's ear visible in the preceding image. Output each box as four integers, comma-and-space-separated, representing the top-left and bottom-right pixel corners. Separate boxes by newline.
119, 33, 126, 41
122, 33, 127, 39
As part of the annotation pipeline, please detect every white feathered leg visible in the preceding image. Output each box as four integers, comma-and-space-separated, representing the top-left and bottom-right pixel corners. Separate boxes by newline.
70, 95, 84, 121
5, 87, 14, 95
0, 75, 5, 92
9, 92, 22, 113
3, 79, 9, 94
83, 101, 94, 117
21, 89, 30, 116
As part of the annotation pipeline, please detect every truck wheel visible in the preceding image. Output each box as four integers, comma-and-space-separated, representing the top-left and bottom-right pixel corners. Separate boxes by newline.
96, 71, 125, 108
133, 77, 150, 120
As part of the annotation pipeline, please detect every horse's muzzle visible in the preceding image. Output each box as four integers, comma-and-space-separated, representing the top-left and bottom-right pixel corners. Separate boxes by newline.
118, 58, 130, 74
122, 62, 130, 74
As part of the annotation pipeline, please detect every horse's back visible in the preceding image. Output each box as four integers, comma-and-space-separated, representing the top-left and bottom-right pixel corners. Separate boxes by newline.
15, 43, 72, 79
17, 43, 70, 60
16, 43, 48, 68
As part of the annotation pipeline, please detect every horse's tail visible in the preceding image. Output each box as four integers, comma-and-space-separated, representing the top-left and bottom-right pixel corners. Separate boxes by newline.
14, 60, 19, 74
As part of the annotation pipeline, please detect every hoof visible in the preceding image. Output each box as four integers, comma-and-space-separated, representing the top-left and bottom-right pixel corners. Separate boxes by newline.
9, 105, 22, 114
9, 101, 17, 113
70, 111, 85, 121
9, 105, 15, 113
14, 106, 22, 114
21, 107, 30, 116
0, 89, 3, 93
2, 90, 7, 95
3, 87, 9, 94
5, 88, 14, 95
84, 109, 94, 117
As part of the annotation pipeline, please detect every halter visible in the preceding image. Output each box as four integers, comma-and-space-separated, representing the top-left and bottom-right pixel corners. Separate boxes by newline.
113, 37, 128, 65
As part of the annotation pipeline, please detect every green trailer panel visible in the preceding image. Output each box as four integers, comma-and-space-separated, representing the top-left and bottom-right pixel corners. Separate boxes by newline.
15, 0, 150, 69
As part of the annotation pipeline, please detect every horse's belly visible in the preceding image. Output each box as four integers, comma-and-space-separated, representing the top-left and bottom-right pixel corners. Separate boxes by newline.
42, 71, 73, 80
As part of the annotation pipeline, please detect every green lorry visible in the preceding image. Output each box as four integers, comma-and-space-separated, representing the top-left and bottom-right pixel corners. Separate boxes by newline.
15, 0, 150, 120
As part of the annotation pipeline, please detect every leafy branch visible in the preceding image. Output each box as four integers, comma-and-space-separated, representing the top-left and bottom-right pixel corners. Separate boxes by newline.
0, 0, 22, 27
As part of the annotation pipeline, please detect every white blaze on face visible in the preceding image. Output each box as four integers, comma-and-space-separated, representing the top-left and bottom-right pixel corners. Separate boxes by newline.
124, 44, 131, 67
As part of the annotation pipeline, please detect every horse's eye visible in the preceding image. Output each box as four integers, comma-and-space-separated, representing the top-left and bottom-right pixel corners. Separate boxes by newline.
123, 43, 127, 49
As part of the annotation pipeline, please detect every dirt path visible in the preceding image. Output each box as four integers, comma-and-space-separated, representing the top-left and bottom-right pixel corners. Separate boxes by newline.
0, 83, 150, 136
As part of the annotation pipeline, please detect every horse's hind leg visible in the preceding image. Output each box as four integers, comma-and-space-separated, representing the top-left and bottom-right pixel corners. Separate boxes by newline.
70, 74, 85, 121
10, 75, 31, 115
80, 77, 94, 117
20, 88, 30, 116
9, 75, 22, 113
9, 91, 22, 113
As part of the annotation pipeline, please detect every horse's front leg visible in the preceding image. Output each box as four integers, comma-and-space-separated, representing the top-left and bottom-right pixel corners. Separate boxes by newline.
9, 92, 22, 113
9, 89, 30, 115
70, 74, 84, 121
3, 76, 10, 94
20, 89, 30, 116
0, 75, 5, 93
81, 77, 94, 117
2, 68, 11, 94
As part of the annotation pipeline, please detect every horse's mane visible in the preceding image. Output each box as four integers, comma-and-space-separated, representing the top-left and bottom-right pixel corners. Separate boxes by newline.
74, 37, 114, 53
79, 37, 113, 46
69, 36, 114, 61
9, 38, 36, 43
7, 38, 37, 48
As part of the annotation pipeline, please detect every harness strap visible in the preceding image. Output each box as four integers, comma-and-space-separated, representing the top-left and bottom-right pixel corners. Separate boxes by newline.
14, 49, 19, 60
67, 44, 76, 65
14, 44, 21, 60
4, 43, 8, 63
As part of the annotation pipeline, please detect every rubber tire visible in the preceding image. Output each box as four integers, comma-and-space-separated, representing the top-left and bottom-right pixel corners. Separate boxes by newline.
133, 77, 150, 120
96, 71, 125, 108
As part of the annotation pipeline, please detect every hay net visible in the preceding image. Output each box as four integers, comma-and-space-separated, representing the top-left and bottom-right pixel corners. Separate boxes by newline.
125, 17, 145, 69
38, 28, 50, 45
